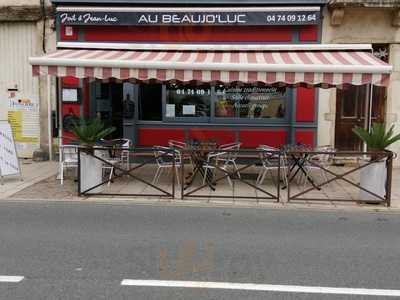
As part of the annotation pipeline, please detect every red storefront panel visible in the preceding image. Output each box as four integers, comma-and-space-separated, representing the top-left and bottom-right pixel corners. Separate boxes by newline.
138, 128, 185, 146
60, 25, 79, 41
84, 25, 293, 43
188, 128, 236, 145
62, 76, 80, 87
239, 129, 288, 148
295, 129, 315, 146
296, 87, 316, 122
298, 25, 319, 42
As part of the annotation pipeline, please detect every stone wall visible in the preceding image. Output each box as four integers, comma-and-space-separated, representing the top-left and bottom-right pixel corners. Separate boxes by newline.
320, 6, 400, 164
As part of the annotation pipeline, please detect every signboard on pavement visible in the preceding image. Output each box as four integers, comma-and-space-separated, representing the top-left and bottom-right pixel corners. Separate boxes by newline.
0, 120, 21, 182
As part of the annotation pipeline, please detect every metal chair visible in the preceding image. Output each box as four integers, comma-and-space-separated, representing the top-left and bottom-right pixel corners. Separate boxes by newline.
168, 140, 192, 167
117, 138, 133, 170
301, 145, 336, 187
256, 145, 288, 187
203, 142, 242, 187
59, 145, 79, 185
153, 146, 182, 185
95, 148, 120, 187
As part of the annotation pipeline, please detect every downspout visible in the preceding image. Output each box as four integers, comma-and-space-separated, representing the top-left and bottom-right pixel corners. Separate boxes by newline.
40, 0, 46, 53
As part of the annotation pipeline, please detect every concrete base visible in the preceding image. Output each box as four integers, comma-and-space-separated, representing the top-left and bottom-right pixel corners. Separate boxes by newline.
32, 148, 49, 162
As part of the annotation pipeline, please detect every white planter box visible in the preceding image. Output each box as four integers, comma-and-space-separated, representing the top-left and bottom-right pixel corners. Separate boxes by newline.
79, 151, 103, 194
359, 160, 387, 202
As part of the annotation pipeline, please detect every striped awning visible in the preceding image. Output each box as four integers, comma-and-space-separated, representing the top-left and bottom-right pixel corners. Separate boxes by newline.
29, 49, 392, 86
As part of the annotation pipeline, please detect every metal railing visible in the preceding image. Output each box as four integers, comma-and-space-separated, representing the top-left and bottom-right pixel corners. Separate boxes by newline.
179, 148, 281, 203
285, 150, 394, 206
77, 146, 177, 198
76, 146, 394, 206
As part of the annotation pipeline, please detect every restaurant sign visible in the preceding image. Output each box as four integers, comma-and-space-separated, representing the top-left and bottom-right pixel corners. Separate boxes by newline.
57, 10, 320, 26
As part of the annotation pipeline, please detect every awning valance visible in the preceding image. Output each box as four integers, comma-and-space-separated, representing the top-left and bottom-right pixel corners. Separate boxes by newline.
29, 48, 392, 86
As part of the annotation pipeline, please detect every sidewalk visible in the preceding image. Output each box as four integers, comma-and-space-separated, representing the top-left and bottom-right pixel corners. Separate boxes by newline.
2, 160, 400, 212
0, 160, 59, 199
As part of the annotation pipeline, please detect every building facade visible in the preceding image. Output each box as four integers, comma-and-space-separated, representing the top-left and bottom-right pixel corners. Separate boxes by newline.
319, 0, 400, 160
23, 0, 396, 162
0, 0, 56, 158
45, 0, 329, 149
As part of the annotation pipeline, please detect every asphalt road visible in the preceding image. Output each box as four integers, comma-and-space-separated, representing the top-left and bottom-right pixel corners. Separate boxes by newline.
0, 201, 399, 299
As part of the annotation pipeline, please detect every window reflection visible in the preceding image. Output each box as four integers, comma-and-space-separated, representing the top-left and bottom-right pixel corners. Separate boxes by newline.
166, 84, 211, 118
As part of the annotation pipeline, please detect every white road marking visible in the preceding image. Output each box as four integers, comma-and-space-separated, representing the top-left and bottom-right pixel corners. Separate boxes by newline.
120, 279, 400, 297
0, 276, 24, 283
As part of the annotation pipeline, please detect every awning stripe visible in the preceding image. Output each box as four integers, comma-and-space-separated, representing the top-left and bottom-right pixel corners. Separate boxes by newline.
30, 49, 391, 86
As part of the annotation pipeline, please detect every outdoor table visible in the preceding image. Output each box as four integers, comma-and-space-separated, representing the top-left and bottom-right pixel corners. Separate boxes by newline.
282, 144, 321, 191
183, 140, 218, 191
97, 139, 126, 158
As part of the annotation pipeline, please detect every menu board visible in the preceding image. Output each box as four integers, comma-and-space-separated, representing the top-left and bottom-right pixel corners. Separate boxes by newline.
0, 121, 21, 178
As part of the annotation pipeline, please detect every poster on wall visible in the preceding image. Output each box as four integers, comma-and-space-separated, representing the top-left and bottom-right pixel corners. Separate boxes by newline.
7, 92, 40, 158
166, 104, 175, 117
0, 121, 21, 181
183, 105, 196, 115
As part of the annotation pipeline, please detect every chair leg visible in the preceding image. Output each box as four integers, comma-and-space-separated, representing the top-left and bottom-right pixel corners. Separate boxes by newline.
257, 169, 267, 186
60, 163, 64, 185
152, 167, 160, 184
232, 161, 240, 178
175, 166, 180, 186
203, 168, 208, 185
226, 171, 233, 188
156, 168, 164, 184
108, 167, 114, 186
256, 169, 263, 185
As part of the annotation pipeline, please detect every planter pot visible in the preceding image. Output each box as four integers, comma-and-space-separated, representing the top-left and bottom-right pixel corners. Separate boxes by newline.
79, 151, 103, 194
359, 160, 387, 202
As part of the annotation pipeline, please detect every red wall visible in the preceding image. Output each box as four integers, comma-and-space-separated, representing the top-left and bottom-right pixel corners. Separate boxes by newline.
84, 25, 293, 43
296, 87, 316, 122
295, 130, 315, 146
60, 25, 320, 43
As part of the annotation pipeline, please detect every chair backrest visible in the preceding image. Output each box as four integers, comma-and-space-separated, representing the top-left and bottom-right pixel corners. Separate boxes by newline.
60, 145, 78, 162
120, 138, 132, 149
168, 140, 187, 149
154, 146, 181, 165
257, 146, 286, 169
312, 145, 336, 163
216, 142, 241, 161
218, 142, 238, 150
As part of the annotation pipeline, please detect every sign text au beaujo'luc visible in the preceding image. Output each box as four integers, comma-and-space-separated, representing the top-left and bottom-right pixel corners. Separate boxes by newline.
57, 10, 320, 26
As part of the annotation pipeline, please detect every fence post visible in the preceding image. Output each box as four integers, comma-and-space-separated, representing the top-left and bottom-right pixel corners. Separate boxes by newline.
181, 149, 185, 200
172, 148, 175, 199
277, 151, 281, 202
77, 147, 81, 196
386, 151, 393, 207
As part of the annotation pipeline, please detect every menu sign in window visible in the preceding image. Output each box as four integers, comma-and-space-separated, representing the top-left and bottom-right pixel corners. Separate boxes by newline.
215, 86, 287, 119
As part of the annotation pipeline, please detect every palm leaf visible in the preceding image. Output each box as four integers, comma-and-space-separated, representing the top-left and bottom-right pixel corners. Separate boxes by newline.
352, 122, 400, 150
71, 118, 116, 146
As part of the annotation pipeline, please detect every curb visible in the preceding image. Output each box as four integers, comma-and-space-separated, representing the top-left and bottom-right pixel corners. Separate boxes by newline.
2, 196, 400, 214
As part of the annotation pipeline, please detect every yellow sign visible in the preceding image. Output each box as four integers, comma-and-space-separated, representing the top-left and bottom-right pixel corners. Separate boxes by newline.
7, 111, 39, 144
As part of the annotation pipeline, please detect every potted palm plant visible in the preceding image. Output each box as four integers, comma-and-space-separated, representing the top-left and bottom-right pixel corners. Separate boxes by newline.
352, 123, 400, 202
71, 118, 115, 194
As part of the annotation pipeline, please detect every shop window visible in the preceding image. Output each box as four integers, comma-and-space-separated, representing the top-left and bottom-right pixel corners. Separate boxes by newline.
165, 84, 211, 120
215, 86, 287, 119
139, 83, 162, 121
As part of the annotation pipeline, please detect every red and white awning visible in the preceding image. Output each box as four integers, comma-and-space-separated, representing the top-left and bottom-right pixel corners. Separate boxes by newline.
29, 48, 392, 86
